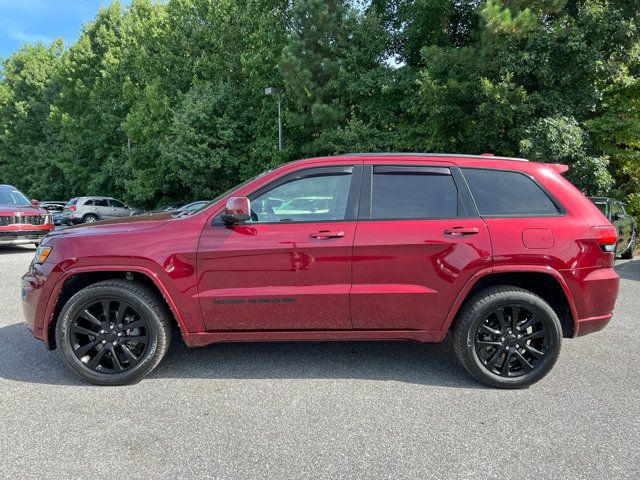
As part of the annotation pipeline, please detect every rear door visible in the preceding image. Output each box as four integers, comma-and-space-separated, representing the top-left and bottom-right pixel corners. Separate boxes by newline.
91, 198, 112, 219
350, 163, 491, 331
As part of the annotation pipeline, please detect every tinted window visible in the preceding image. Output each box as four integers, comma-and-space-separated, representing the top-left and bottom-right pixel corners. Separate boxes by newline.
593, 201, 608, 216
93, 199, 108, 207
249, 171, 352, 223
83, 199, 94, 206
463, 168, 559, 216
110, 199, 126, 208
611, 202, 624, 219
371, 169, 458, 219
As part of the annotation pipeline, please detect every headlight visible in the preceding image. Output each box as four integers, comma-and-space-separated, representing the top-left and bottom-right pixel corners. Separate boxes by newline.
34, 246, 52, 264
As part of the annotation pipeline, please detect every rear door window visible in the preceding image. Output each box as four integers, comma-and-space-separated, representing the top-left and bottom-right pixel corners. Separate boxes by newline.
462, 168, 560, 216
370, 166, 459, 220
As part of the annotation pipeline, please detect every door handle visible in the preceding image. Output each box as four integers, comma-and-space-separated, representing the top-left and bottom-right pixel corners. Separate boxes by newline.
444, 227, 479, 237
310, 230, 345, 239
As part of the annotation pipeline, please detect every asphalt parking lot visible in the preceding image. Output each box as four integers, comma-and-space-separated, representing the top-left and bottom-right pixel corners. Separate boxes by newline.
0, 245, 638, 479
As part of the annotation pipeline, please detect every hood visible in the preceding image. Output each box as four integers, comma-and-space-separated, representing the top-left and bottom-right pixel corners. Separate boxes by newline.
46, 212, 174, 240
0, 205, 47, 215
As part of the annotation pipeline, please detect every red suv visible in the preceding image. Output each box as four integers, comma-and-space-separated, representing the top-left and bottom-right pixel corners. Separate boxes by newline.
1, 185, 53, 246
21, 154, 620, 388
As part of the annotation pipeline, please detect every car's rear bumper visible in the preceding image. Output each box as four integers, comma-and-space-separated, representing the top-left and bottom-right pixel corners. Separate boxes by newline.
562, 266, 620, 338
573, 313, 613, 337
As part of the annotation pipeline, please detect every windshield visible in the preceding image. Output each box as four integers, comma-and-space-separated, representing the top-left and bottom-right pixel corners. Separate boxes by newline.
174, 169, 273, 217
0, 187, 31, 206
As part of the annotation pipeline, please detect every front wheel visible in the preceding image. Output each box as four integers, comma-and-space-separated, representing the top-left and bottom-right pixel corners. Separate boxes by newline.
453, 286, 562, 389
620, 231, 636, 259
56, 280, 172, 385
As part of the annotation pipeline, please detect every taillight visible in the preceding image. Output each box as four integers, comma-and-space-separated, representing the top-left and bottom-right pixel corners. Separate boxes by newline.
590, 225, 617, 253
67, 205, 76, 211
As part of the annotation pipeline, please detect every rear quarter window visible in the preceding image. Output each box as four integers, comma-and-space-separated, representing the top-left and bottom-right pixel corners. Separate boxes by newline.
463, 168, 560, 216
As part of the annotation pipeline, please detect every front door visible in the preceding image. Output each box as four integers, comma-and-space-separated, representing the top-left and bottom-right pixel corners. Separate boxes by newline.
197, 165, 361, 330
109, 199, 130, 218
350, 164, 492, 331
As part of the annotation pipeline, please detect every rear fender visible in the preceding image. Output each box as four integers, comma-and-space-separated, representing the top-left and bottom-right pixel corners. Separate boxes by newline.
442, 265, 579, 335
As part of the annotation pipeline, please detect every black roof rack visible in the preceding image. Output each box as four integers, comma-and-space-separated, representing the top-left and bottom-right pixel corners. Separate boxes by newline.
340, 152, 529, 162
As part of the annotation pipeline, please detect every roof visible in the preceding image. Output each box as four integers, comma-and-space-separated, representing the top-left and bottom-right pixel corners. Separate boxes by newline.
341, 152, 529, 162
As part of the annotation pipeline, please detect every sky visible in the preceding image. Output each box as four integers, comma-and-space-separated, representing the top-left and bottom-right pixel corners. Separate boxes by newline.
0, 0, 129, 58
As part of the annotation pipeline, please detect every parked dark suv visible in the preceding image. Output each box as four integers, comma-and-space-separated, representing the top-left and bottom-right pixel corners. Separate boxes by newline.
589, 197, 636, 259
22, 154, 620, 388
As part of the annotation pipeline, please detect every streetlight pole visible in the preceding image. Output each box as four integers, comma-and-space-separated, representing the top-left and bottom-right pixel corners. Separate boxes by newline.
265, 87, 282, 152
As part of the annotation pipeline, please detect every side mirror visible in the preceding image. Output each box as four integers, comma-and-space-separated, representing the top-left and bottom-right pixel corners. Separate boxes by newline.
222, 196, 251, 224
613, 213, 625, 221
31, 199, 39, 206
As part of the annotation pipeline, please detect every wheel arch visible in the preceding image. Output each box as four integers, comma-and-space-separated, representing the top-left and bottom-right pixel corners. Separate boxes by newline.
445, 267, 577, 338
44, 267, 187, 349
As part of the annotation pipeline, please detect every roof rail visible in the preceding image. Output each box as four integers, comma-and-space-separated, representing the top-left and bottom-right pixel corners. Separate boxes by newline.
340, 152, 529, 162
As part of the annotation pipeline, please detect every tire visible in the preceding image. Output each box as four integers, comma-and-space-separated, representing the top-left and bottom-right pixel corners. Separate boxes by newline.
83, 214, 98, 223
453, 286, 562, 389
620, 231, 636, 259
55, 280, 172, 385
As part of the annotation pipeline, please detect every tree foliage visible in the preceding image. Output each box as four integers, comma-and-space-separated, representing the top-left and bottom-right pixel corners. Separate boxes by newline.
0, 0, 639, 215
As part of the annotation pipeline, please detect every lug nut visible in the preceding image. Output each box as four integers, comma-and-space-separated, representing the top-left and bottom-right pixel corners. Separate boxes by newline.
101, 340, 106, 344
117, 332, 123, 337
112, 341, 117, 345
500, 337, 505, 342
100, 330, 105, 334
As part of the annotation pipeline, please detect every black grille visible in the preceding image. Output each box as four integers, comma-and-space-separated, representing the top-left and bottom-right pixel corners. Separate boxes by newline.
0, 214, 46, 226
0, 230, 47, 240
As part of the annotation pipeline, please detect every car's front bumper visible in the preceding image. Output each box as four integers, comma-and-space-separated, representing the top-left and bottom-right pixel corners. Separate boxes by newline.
0, 226, 52, 245
21, 260, 56, 346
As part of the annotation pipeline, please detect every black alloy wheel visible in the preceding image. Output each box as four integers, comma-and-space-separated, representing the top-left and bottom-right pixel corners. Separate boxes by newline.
453, 286, 562, 389
69, 298, 149, 374
474, 304, 548, 378
56, 280, 172, 385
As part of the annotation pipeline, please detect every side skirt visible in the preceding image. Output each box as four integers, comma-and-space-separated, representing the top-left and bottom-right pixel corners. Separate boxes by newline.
183, 329, 448, 348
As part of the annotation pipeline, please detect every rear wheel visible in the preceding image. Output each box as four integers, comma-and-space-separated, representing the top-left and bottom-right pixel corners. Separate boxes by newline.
453, 286, 562, 389
83, 214, 98, 223
56, 280, 172, 385
620, 231, 636, 259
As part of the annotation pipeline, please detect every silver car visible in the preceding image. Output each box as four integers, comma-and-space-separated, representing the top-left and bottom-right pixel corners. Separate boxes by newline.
63, 196, 141, 224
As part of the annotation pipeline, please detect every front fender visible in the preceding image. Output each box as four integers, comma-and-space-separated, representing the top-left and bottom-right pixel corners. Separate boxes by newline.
41, 264, 194, 348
